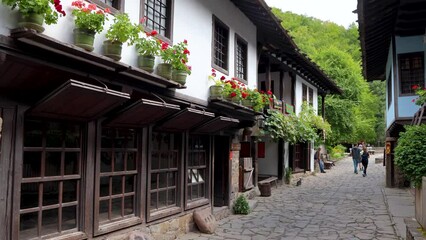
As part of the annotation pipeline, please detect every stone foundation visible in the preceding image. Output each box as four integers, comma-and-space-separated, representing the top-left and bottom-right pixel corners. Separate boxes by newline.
405, 217, 426, 240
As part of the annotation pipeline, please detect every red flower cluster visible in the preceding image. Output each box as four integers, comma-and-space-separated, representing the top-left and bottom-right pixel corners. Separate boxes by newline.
53, 0, 66, 16
146, 30, 158, 37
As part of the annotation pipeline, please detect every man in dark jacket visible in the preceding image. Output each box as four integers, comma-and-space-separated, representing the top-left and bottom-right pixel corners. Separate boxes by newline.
350, 144, 361, 174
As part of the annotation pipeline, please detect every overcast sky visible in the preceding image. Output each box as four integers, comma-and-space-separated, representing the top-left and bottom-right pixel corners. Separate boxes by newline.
265, 0, 358, 28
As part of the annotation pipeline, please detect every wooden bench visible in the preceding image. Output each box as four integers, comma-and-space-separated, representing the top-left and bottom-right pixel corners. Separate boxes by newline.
258, 176, 278, 189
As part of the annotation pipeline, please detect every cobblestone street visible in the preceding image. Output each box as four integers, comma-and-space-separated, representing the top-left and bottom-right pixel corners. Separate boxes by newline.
178, 155, 414, 240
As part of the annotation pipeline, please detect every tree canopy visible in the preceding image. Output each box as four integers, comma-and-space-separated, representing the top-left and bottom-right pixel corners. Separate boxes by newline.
272, 9, 385, 146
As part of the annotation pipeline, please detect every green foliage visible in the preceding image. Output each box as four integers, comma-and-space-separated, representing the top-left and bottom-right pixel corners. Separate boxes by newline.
329, 144, 346, 159
170, 40, 191, 74
233, 195, 250, 215
394, 125, 426, 187
413, 85, 426, 107
2, 0, 64, 24
285, 167, 292, 184
264, 109, 298, 143
135, 35, 160, 56
71, 0, 108, 34
246, 89, 269, 112
271, 9, 384, 146
106, 13, 141, 44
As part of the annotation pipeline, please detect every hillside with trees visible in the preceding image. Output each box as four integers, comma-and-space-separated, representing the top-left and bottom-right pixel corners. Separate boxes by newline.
272, 9, 386, 147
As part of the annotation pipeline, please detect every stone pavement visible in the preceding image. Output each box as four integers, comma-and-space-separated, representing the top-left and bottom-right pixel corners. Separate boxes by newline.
178, 155, 415, 240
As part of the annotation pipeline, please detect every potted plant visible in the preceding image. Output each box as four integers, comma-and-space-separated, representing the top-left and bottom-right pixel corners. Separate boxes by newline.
208, 68, 225, 98
412, 84, 426, 107
135, 30, 160, 73
71, 0, 109, 51
169, 40, 191, 85
1, 0, 65, 33
157, 41, 174, 79
240, 87, 251, 108
222, 78, 243, 104
104, 13, 142, 61
247, 89, 269, 112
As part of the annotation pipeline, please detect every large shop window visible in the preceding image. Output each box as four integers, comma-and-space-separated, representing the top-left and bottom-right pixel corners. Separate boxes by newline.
95, 128, 139, 232
399, 52, 424, 95
143, 0, 173, 40
149, 132, 181, 219
212, 16, 229, 73
21, 120, 82, 239
186, 135, 209, 208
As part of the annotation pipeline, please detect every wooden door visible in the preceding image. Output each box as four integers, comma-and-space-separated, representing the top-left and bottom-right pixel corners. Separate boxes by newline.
293, 143, 303, 171
213, 136, 230, 207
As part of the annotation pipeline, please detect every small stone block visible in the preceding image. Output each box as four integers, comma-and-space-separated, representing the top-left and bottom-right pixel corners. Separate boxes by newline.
127, 231, 152, 240
193, 208, 217, 234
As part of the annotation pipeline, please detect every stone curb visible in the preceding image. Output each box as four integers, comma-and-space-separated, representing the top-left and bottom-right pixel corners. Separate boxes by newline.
381, 187, 401, 238
405, 217, 426, 240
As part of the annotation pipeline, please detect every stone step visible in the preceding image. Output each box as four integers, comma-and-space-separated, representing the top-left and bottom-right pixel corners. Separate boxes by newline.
248, 199, 258, 211
213, 206, 230, 221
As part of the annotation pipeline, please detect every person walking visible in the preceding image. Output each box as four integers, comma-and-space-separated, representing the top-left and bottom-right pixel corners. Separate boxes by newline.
315, 147, 326, 173
361, 146, 370, 177
350, 144, 361, 174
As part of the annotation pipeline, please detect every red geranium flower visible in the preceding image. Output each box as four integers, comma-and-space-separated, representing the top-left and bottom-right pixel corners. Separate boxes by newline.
267, 90, 273, 95
183, 49, 190, 55
412, 85, 419, 90
230, 92, 237, 97
220, 76, 225, 80
88, 3, 96, 10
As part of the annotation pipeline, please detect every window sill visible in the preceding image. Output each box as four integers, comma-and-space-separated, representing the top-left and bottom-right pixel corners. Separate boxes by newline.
148, 206, 182, 222
212, 64, 229, 76
96, 216, 142, 236
185, 198, 209, 210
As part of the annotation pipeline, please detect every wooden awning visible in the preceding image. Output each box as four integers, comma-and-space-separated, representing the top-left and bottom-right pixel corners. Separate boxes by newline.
157, 108, 215, 132
28, 80, 129, 121
104, 99, 180, 127
192, 116, 239, 134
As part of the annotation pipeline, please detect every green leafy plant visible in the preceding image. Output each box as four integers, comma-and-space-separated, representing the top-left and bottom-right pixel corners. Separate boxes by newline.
2, 0, 65, 24
71, 0, 109, 34
170, 40, 191, 74
264, 109, 298, 143
222, 78, 244, 101
208, 68, 225, 86
106, 13, 142, 44
233, 195, 250, 215
394, 125, 426, 187
246, 89, 271, 112
412, 84, 426, 107
285, 167, 292, 184
135, 30, 160, 56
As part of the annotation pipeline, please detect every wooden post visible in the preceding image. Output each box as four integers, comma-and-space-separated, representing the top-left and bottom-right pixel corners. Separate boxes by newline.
279, 70, 284, 100
265, 56, 271, 92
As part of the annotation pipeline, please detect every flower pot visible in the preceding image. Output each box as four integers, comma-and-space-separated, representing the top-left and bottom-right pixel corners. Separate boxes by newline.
73, 28, 96, 52
209, 85, 223, 98
156, 63, 172, 80
138, 55, 155, 73
226, 96, 241, 105
18, 12, 45, 33
171, 69, 187, 85
103, 40, 123, 61
242, 99, 252, 108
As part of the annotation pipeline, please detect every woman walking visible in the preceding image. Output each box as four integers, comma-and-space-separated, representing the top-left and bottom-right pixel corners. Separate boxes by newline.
361, 146, 370, 177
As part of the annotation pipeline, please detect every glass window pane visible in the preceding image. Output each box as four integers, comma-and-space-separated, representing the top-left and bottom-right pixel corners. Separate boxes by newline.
158, 190, 167, 209
64, 152, 79, 175
101, 152, 112, 173
24, 121, 43, 147
112, 176, 122, 195
187, 186, 191, 200
127, 152, 136, 170
99, 200, 109, 223
21, 183, 39, 209
114, 152, 124, 171
124, 196, 134, 215
41, 208, 58, 236
43, 181, 59, 206
111, 198, 122, 219
151, 174, 157, 190
100, 177, 110, 197
45, 152, 61, 176
65, 125, 80, 148
159, 172, 167, 188
191, 184, 199, 200
23, 152, 42, 178
20, 212, 38, 239
46, 123, 62, 148
160, 153, 168, 169
62, 206, 77, 231
168, 172, 176, 187
151, 152, 159, 170
200, 183, 205, 198
63, 180, 77, 203
126, 131, 136, 148
171, 152, 177, 168
125, 175, 135, 193
167, 189, 175, 206
150, 192, 157, 210
101, 130, 113, 148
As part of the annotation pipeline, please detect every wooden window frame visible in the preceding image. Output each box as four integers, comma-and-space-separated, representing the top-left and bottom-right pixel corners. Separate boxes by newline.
308, 87, 313, 106
398, 52, 425, 96
88, 0, 124, 14
302, 84, 308, 102
139, 0, 174, 44
93, 127, 142, 236
185, 135, 211, 210
18, 120, 85, 240
234, 33, 248, 84
147, 130, 183, 222
212, 15, 230, 75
